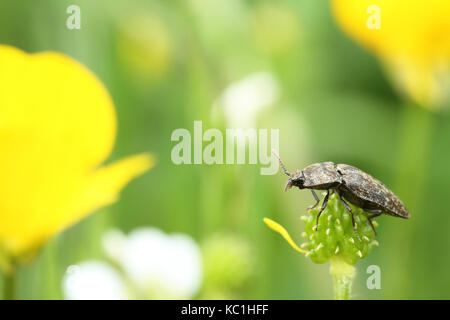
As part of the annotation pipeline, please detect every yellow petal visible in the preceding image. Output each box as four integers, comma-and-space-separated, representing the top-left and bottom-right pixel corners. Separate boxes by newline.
332, 0, 450, 61
0, 45, 153, 258
0, 46, 116, 169
71, 153, 156, 224
263, 218, 307, 254
331, 0, 450, 108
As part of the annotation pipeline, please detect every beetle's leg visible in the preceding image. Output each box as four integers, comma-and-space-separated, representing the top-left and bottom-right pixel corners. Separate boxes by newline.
365, 210, 382, 236
308, 190, 320, 210
339, 195, 362, 243
315, 190, 330, 231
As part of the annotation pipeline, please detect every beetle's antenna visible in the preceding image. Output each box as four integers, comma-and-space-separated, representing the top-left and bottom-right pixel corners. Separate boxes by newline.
272, 149, 290, 176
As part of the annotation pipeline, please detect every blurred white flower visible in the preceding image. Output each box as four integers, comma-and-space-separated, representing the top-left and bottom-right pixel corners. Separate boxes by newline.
214, 72, 280, 128
102, 228, 127, 263
62, 261, 128, 300
102, 228, 203, 299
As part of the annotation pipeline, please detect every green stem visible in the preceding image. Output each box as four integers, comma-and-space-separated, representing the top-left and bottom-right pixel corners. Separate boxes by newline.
384, 104, 434, 298
330, 257, 355, 300
3, 269, 17, 300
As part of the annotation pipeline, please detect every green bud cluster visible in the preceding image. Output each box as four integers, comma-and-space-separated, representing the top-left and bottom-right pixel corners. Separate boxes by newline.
301, 193, 379, 265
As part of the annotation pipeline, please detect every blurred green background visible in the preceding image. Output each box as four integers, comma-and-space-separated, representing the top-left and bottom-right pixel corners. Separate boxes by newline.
1, 0, 449, 299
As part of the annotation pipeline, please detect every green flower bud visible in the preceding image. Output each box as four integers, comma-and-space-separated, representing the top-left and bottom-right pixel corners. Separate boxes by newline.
264, 192, 381, 299
301, 193, 379, 265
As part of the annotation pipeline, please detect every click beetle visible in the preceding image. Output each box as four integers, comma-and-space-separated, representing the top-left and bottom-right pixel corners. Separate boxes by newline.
273, 150, 410, 242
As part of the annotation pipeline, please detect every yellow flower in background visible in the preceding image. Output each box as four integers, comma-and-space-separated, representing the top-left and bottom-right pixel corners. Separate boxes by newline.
332, 0, 450, 109
0, 45, 154, 263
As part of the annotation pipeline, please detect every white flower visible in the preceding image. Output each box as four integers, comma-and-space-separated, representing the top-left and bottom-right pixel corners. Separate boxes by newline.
102, 229, 127, 263
102, 228, 203, 299
62, 261, 128, 300
215, 72, 280, 128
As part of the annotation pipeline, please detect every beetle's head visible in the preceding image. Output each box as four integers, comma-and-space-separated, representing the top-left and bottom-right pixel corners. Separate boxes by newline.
272, 149, 305, 191
285, 170, 305, 191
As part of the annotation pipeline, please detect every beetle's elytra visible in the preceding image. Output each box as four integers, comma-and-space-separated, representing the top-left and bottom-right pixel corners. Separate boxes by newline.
273, 150, 409, 242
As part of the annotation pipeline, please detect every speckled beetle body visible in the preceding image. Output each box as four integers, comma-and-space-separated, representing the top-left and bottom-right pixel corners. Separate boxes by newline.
273, 151, 409, 242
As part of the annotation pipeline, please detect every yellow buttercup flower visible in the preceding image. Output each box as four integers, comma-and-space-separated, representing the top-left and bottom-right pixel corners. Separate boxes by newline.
0, 45, 154, 262
332, 0, 450, 108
